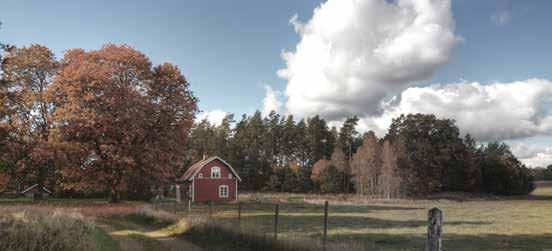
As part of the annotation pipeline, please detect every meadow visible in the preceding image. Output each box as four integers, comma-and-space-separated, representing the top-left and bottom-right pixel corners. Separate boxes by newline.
2, 185, 552, 250
181, 187, 552, 250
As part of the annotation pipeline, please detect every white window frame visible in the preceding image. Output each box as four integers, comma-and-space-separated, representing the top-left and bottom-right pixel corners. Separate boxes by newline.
219, 185, 228, 198
228, 173, 233, 179
211, 166, 221, 178
198, 173, 203, 178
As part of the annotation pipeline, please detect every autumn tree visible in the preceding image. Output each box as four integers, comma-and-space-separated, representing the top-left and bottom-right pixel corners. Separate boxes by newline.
380, 139, 401, 199
351, 131, 381, 196
0, 44, 59, 199
48, 45, 197, 202
311, 159, 330, 186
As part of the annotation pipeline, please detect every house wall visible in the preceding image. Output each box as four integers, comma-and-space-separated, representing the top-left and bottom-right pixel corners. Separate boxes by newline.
193, 159, 237, 202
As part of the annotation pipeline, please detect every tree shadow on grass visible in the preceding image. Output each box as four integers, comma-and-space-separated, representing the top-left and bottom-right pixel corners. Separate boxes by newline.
223, 213, 490, 234
330, 232, 552, 250
239, 201, 424, 214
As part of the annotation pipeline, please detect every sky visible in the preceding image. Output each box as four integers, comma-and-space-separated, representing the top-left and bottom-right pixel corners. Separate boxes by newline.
1, 0, 551, 167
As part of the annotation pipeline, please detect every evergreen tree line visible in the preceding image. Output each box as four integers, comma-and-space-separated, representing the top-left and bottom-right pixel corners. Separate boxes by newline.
189, 112, 535, 197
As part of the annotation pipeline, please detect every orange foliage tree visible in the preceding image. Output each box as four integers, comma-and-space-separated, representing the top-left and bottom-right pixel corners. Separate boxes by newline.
48, 44, 197, 202
0, 44, 59, 198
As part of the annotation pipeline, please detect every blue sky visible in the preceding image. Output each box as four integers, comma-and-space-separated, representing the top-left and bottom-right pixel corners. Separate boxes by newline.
1, 0, 551, 166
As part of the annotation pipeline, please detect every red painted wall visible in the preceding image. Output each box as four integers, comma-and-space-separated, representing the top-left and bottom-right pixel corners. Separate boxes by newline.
193, 159, 238, 202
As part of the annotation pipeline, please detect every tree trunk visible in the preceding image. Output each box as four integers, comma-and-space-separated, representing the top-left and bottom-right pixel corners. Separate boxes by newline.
110, 186, 120, 203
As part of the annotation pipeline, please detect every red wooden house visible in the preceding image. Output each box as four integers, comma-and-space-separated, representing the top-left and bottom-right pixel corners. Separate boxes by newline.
178, 156, 241, 202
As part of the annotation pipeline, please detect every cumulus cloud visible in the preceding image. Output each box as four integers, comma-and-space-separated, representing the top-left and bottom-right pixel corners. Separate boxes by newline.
196, 109, 227, 126
278, 0, 459, 120
262, 85, 283, 117
511, 143, 552, 167
491, 10, 512, 26
360, 79, 552, 141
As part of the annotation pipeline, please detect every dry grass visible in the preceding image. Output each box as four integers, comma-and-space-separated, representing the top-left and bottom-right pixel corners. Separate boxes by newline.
0, 207, 98, 251
195, 186, 552, 250
0, 200, 144, 217
3, 188, 552, 250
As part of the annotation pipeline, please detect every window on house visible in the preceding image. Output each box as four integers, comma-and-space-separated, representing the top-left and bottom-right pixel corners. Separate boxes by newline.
198, 173, 203, 178
211, 167, 221, 178
219, 185, 228, 197
228, 173, 233, 179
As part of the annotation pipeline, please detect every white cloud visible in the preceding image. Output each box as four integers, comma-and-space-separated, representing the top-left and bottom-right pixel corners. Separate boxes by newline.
196, 110, 227, 126
262, 85, 283, 117
491, 10, 512, 26
360, 79, 552, 141
513, 144, 552, 167
278, 0, 459, 120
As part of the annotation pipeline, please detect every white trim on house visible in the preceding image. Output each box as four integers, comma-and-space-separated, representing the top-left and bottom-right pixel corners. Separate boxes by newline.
21, 184, 39, 194
191, 178, 195, 202
219, 185, 229, 198
21, 184, 52, 195
188, 156, 242, 182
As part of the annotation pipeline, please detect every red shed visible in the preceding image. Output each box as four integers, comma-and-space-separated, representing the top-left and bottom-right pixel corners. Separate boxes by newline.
178, 156, 241, 202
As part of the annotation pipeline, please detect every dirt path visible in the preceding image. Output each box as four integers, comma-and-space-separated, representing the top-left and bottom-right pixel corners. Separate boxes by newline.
96, 221, 145, 251
97, 218, 202, 251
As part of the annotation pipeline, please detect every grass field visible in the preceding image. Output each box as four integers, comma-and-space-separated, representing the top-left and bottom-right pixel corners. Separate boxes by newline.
184, 186, 552, 250
2, 186, 552, 250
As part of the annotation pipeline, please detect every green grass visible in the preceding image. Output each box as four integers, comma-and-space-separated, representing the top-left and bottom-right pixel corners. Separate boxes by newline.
91, 226, 119, 251
0, 196, 33, 203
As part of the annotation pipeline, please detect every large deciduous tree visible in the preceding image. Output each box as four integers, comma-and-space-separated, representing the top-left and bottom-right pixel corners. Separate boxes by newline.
1, 44, 59, 199
48, 44, 197, 202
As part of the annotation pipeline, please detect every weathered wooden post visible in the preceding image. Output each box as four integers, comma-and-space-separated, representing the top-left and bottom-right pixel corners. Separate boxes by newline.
274, 203, 279, 240
323, 200, 329, 251
187, 199, 191, 214
427, 207, 443, 251
237, 202, 241, 222
209, 200, 213, 218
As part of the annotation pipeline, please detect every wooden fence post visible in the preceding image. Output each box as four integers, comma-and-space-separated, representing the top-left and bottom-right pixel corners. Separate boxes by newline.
426, 207, 443, 251
323, 200, 328, 251
209, 201, 213, 218
237, 202, 241, 223
175, 184, 181, 204
187, 199, 191, 214
274, 204, 279, 240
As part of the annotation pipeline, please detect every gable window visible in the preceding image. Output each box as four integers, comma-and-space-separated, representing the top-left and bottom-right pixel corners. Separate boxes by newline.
211, 167, 221, 178
211, 166, 220, 178
198, 173, 203, 178
228, 174, 233, 179
219, 185, 228, 197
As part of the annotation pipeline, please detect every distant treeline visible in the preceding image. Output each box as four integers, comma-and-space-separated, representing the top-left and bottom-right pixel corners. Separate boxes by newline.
530, 166, 552, 181
189, 112, 535, 197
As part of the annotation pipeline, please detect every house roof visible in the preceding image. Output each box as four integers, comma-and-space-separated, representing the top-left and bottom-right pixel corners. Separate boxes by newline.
21, 184, 52, 194
180, 156, 242, 182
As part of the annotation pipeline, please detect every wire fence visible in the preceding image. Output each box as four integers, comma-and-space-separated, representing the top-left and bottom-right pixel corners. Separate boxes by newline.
152, 199, 443, 251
